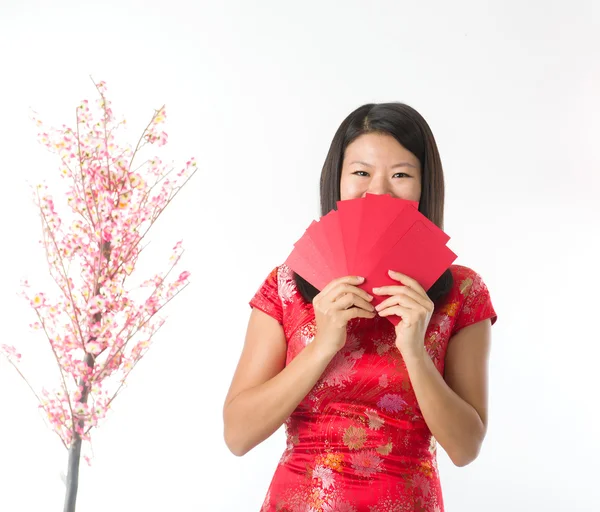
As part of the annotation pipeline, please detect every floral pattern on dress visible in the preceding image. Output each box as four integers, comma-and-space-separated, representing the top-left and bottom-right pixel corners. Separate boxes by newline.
250, 264, 497, 511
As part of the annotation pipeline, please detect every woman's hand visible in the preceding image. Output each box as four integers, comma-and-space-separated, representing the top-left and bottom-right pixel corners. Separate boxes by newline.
312, 275, 376, 356
373, 270, 434, 360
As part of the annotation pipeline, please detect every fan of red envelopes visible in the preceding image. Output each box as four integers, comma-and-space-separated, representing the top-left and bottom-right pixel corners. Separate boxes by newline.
284, 194, 457, 325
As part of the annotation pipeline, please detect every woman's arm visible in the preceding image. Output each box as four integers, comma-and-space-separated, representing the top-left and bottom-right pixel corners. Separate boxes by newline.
404, 319, 492, 467
223, 308, 337, 457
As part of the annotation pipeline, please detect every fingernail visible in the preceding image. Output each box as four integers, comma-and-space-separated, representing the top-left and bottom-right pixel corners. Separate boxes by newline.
356, 276, 365, 282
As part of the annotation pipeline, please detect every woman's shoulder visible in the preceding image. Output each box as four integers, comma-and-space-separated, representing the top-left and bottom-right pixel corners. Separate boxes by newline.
449, 263, 481, 279
446, 263, 497, 327
274, 263, 295, 279
266, 263, 295, 289
448, 264, 489, 296
260, 263, 301, 304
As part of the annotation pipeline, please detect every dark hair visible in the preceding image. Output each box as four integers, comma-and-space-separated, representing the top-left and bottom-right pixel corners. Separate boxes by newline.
294, 102, 454, 304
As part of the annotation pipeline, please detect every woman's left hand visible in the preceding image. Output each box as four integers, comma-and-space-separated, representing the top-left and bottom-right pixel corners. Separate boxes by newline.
373, 270, 434, 360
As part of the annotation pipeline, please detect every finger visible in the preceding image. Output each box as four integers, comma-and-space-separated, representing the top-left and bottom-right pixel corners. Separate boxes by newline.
371, 284, 404, 296
342, 306, 377, 322
329, 283, 373, 304
348, 295, 376, 312
374, 294, 417, 312
333, 292, 375, 312
374, 289, 430, 312
378, 305, 414, 325
373, 283, 431, 310
387, 270, 427, 296
321, 275, 365, 296
375, 281, 425, 300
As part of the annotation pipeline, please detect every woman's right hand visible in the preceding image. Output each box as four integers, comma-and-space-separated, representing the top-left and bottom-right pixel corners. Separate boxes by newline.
312, 275, 376, 355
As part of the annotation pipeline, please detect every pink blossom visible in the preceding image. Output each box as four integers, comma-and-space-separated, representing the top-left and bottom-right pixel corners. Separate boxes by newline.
31, 293, 45, 308
1, 344, 22, 362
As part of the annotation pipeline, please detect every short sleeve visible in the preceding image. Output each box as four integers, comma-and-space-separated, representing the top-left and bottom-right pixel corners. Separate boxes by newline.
452, 269, 497, 335
249, 266, 283, 325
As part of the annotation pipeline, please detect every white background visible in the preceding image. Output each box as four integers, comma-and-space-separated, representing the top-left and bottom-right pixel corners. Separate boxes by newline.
1, 1, 599, 511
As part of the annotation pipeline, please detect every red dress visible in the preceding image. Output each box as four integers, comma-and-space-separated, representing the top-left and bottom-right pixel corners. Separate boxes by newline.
249, 264, 497, 512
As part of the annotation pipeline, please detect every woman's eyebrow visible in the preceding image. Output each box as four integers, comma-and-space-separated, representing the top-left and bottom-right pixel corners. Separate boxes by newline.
348, 160, 418, 169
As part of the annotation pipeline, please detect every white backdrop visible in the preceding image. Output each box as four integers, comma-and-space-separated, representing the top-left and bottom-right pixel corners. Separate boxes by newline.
1, 1, 599, 511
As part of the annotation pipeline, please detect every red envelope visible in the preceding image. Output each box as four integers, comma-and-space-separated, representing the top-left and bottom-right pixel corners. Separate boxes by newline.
360, 220, 457, 325
353, 202, 421, 278
361, 220, 457, 296
284, 248, 329, 291
353, 194, 416, 274
285, 226, 331, 290
336, 197, 363, 271
323, 210, 348, 277
306, 217, 340, 278
364, 192, 419, 214
284, 194, 457, 324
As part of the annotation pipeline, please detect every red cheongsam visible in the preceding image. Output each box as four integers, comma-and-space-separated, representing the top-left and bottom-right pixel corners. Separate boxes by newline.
249, 264, 497, 512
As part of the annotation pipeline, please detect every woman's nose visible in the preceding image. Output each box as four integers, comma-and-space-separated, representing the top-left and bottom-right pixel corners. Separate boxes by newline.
366, 179, 391, 196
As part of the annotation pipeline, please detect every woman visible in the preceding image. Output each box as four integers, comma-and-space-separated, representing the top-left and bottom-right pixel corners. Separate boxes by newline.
223, 103, 498, 511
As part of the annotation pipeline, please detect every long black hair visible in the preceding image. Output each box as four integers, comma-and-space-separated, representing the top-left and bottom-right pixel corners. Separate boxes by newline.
294, 102, 454, 304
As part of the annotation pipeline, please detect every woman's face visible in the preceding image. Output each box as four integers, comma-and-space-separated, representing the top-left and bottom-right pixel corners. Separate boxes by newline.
340, 133, 422, 202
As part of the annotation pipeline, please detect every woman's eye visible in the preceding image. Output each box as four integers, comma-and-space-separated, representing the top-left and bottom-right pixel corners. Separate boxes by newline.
352, 171, 410, 179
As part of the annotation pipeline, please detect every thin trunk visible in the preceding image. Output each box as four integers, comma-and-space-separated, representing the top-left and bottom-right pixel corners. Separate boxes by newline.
62, 350, 95, 511
62, 238, 111, 512
63, 434, 83, 512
